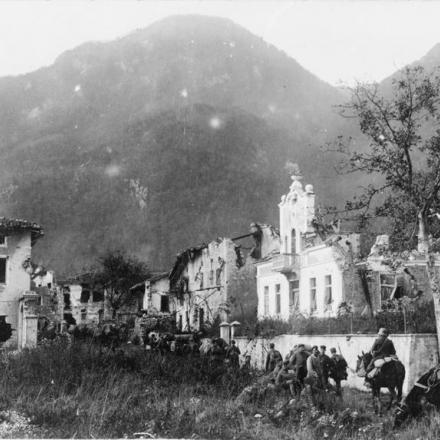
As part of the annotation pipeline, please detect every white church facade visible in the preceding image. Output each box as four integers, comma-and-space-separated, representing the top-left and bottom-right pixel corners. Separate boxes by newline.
256, 172, 361, 320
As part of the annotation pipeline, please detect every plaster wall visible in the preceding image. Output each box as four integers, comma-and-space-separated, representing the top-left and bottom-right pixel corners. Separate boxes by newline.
175, 239, 232, 331
0, 232, 32, 347
299, 247, 343, 316
235, 333, 438, 395
148, 277, 174, 313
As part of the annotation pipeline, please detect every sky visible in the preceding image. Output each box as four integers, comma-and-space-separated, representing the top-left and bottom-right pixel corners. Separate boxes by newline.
1, 1, 440, 86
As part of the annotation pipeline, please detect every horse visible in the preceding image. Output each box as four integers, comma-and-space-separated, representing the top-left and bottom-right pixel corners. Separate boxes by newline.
356, 351, 405, 415
394, 366, 440, 427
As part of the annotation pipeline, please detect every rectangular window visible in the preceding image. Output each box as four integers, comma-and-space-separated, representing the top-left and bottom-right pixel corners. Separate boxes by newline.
289, 280, 299, 309
209, 259, 214, 285
310, 277, 317, 312
264, 286, 269, 315
0, 236, 6, 247
160, 295, 169, 313
380, 274, 395, 303
0, 257, 6, 284
275, 284, 281, 314
324, 274, 332, 307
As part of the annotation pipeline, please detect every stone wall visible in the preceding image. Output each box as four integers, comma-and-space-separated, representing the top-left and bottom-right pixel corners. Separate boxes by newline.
234, 333, 438, 395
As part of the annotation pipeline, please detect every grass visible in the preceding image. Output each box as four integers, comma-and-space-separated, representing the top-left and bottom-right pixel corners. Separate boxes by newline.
0, 337, 440, 438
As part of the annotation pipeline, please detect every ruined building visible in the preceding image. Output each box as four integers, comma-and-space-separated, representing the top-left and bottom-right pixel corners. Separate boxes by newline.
256, 172, 435, 321
0, 217, 44, 348
170, 224, 279, 332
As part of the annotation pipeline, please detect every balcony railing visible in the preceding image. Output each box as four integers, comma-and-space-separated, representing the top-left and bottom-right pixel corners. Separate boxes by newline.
272, 253, 300, 274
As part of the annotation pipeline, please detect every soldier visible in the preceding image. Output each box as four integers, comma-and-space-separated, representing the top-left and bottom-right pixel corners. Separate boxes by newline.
306, 346, 323, 386
288, 343, 309, 385
225, 340, 241, 368
275, 360, 297, 396
306, 346, 324, 406
329, 347, 348, 397
209, 338, 226, 368
366, 327, 396, 375
319, 345, 332, 389
265, 343, 283, 373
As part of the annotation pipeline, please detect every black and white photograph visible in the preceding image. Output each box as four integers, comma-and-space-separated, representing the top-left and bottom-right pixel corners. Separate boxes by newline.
1, 1, 440, 438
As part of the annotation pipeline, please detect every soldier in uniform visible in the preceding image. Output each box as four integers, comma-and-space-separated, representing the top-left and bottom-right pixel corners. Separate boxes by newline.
225, 340, 241, 369
318, 345, 332, 389
288, 343, 309, 385
366, 327, 396, 375
329, 347, 348, 397
265, 343, 283, 373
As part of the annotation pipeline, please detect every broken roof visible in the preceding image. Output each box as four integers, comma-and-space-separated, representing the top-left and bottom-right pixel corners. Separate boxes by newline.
130, 271, 170, 291
0, 217, 44, 244
170, 243, 208, 286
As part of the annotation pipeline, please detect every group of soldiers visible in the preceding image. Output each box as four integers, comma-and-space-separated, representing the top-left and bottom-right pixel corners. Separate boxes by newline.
265, 343, 348, 397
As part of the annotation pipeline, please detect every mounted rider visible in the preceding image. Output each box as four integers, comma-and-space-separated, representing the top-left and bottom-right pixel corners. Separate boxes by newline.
366, 327, 397, 377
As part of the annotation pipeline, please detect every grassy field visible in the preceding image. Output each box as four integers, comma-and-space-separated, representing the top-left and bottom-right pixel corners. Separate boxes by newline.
0, 338, 440, 439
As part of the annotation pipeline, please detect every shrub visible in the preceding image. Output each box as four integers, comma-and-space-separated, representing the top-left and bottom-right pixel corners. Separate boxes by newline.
235, 299, 436, 337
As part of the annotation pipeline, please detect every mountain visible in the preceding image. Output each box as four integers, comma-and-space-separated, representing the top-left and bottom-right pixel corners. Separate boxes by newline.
0, 15, 360, 275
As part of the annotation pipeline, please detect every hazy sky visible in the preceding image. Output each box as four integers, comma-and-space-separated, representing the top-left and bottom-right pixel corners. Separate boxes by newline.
1, 1, 440, 86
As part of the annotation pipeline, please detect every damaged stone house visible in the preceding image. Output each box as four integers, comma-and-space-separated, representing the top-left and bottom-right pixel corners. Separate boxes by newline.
0, 217, 45, 348
140, 272, 173, 314
256, 173, 435, 322
59, 280, 107, 327
169, 225, 279, 332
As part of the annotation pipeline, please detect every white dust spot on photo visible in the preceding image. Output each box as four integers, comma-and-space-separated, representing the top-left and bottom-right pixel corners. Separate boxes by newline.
74, 84, 81, 93
209, 117, 222, 130
105, 164, 121, 178
229, 42, 236, 48
27, 107, 41, 120
268, 104, 276, 114
181, 89, 188, 98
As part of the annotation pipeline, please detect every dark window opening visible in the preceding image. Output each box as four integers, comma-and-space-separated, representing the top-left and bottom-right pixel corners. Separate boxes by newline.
0, 236, 6, 246
199, 308, 204, 328
63, 313, 76, 326
0, 258, 6, 284
160, 295, 169, 313
291, 229, 296, 254
289, 280, 299, 309
64, 293, 71, 310
80, 290, 90, 303
92, 291, 104, 302
81, 309, 87, 321
0, 316, 12, 343
98, 309, 104, 323
275, 284, 281, 314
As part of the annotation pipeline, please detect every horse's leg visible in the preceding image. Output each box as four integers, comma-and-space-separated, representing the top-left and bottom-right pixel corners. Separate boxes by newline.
397, 378, 403, 402
387, 386, 396, 410
372, 388, 378, 415
375, 387, 382, 416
